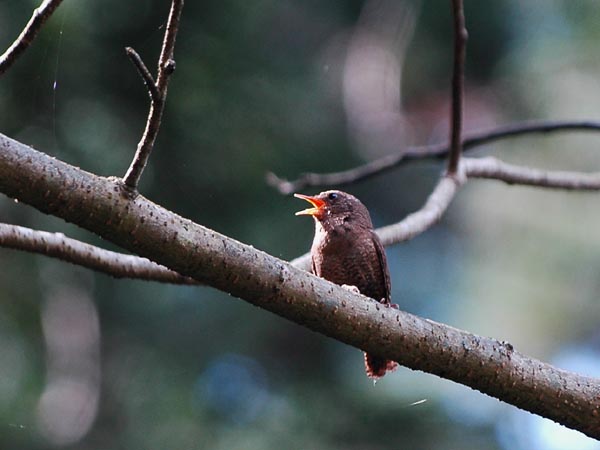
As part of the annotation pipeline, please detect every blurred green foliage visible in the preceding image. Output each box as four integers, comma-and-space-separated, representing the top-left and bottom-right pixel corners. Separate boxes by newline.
2, 0, 600, 449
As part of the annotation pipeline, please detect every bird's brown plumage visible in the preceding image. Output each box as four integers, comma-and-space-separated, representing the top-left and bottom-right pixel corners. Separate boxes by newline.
295, 190, 398, 379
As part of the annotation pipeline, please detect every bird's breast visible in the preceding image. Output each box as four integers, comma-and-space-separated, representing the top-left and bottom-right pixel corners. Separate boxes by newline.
311, 227, 386, 302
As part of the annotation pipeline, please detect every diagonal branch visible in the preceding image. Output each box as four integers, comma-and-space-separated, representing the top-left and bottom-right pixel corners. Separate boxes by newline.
447, 0, 468, 175
267, 120, 600, 194
125, 47, 159, 103
377, 174, 463, 245
0, 0, 64, 76
122, 0, 184, 190
0, 223, 198, 284
1, 132, 600, 438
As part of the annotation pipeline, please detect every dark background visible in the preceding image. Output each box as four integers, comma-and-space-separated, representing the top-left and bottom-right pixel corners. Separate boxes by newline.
1, 0, 600, 449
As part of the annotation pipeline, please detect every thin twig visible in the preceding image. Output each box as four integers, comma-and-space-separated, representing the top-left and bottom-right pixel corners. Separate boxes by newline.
0, 0, 64, 76
267, 120, 600, 194
447, 0, 468, 175
464, 156, 600, 190
125, 47, 159, 102
0, 223, 198, 284
123, 0, 184, 190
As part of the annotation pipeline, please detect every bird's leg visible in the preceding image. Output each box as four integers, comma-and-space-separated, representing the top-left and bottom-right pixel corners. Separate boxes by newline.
379, 298, 399, 309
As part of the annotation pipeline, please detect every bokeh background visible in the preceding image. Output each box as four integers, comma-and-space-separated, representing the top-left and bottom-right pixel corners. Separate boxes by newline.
2, 0, 600, 448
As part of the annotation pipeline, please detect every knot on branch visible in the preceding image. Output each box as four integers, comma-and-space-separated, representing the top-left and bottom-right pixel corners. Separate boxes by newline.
163, 59, 176, 75
446, 162, 467, 186
111, 176, 139, 199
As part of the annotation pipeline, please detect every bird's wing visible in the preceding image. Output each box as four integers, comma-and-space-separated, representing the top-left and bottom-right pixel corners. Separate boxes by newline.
372, 232, 392, 304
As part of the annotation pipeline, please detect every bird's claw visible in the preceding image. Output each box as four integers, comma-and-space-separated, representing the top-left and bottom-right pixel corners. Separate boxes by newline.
341, 284, 361, 294
379, 299, 399, 309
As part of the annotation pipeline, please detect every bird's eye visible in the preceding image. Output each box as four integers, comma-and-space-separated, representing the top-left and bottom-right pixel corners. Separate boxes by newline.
328, 192, 338, 200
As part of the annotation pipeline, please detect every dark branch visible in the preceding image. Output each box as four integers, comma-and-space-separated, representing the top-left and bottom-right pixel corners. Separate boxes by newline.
0, 223, 198, 284
267, 120, 600, 194
447, 0, 468, 175
0, 0, 64, 76
123, 0, 184, 190
125, 47, 159, 103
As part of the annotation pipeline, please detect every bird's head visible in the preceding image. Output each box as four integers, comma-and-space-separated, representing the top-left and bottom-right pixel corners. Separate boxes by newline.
294, 190, 372, 228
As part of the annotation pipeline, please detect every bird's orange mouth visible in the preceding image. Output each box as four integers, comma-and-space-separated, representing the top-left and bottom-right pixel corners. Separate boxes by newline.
294, 193, 325, 217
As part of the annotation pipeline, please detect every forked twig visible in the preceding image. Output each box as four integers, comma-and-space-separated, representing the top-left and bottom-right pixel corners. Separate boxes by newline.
123, 0, 184, 190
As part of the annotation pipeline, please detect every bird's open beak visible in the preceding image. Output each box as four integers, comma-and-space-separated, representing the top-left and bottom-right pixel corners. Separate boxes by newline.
294, 193, 325, 217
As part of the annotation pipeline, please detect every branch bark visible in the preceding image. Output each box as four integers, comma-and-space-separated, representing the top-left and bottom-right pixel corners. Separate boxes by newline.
0, 223, 197, 284
1, 132, 599, 438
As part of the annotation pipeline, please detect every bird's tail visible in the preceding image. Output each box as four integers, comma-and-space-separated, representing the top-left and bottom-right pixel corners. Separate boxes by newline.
364, 352, 398, 379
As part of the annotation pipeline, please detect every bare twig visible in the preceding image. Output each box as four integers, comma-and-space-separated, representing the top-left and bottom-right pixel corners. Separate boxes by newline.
123, 0, 184, 190
464, 156, 600, 190
0, 223, 198, 284
125, 47, 159, 102
267, 120, 600, 194
447, 0, 468, 175
0, 0, 64, 76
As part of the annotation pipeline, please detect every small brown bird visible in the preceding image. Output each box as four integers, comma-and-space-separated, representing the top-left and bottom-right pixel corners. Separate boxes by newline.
295, 190, 398, 379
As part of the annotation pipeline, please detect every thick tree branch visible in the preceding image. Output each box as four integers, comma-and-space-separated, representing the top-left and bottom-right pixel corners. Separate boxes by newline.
1, 132, 599, 438
267, 120, 600, 194
447, 0, 467, 175
122, 0, 184, 190
0, 223, 197, 284
0, 0, 64, 76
